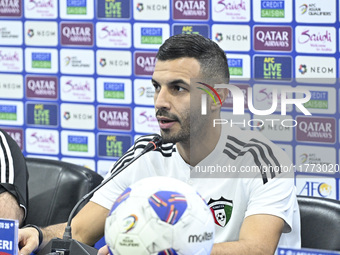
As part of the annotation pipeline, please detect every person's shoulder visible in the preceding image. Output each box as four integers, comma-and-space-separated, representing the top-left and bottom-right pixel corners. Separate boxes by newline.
0, 129, 20, 151
225, 126, 285, 155
134, 134, 177, 157
109, 134, 177, 175
0, 128, 9, 139
223, 126, 292, 183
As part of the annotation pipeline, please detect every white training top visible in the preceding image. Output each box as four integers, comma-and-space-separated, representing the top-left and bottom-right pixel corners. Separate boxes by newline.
91, 125, 301, 249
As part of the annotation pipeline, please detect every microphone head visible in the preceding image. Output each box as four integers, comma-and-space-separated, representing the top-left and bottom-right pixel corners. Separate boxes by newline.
152, 134, 163, 149
141, 134, 163, 154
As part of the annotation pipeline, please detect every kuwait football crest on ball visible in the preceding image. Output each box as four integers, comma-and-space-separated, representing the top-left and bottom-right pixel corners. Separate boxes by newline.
208, 197, 233, 227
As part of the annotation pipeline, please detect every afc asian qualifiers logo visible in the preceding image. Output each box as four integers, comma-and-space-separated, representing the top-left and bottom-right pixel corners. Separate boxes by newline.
208, 197, 233, 227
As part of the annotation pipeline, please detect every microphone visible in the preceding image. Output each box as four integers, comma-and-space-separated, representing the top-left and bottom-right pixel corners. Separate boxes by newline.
140, 134, 163, 154
38, 134, 163, 255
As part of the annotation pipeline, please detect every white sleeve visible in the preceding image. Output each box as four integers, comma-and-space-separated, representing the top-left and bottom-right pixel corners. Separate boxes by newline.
90, 134, 172, 210
91, 136, 154, 210
242, 148, 297, 233
90, 154, 136, 210
245, 175, 297, 233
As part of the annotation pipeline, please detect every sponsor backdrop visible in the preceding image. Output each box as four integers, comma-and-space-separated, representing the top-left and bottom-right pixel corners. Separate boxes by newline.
0, 0, 340, 200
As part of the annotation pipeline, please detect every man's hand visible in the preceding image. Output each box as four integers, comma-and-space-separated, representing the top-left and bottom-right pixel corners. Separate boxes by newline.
97, 245, 110, 255
18, 227, 40, 255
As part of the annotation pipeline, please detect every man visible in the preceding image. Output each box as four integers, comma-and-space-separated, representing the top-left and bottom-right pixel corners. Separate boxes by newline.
19, 34, 300, 255
0, 129, 28, 226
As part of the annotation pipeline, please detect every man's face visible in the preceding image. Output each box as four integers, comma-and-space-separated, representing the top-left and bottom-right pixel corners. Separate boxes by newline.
152, 58, 204, 144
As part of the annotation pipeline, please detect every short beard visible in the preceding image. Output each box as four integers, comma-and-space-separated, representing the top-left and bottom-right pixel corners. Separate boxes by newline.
157, 109, 191, 144
158, 109, 208, 145
160, 126, 190, 144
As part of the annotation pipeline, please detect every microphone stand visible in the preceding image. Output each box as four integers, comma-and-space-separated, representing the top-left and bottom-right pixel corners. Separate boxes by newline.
38, 135, 163, 255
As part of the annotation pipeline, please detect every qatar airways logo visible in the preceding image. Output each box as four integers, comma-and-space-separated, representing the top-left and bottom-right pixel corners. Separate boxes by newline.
0, 0, 22, 16
254, 26, 292, 51
296, 117, 335, 144
174, 0, 206, 14
61, 23, 93, 46
173, 0, 208, 20
134, 52, 157, 76
26, 0, 53, 10
98, 106, 131, 131
136, 56, 156, 70
26, 76, 57, 99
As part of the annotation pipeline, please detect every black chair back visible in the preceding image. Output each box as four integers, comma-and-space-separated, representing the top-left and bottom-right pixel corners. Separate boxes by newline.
25, 158, 103, 227
297, 195, 340, 251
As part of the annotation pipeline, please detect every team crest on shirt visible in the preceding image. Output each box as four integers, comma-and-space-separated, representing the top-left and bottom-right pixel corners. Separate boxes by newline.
208, 197, 233, 227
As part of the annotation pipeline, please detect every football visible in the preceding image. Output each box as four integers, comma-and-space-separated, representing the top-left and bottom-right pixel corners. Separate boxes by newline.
105, 176, 215, 255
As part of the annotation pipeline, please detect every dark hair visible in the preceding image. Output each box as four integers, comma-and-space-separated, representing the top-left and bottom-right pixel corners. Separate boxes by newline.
156, 34, 229, 82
